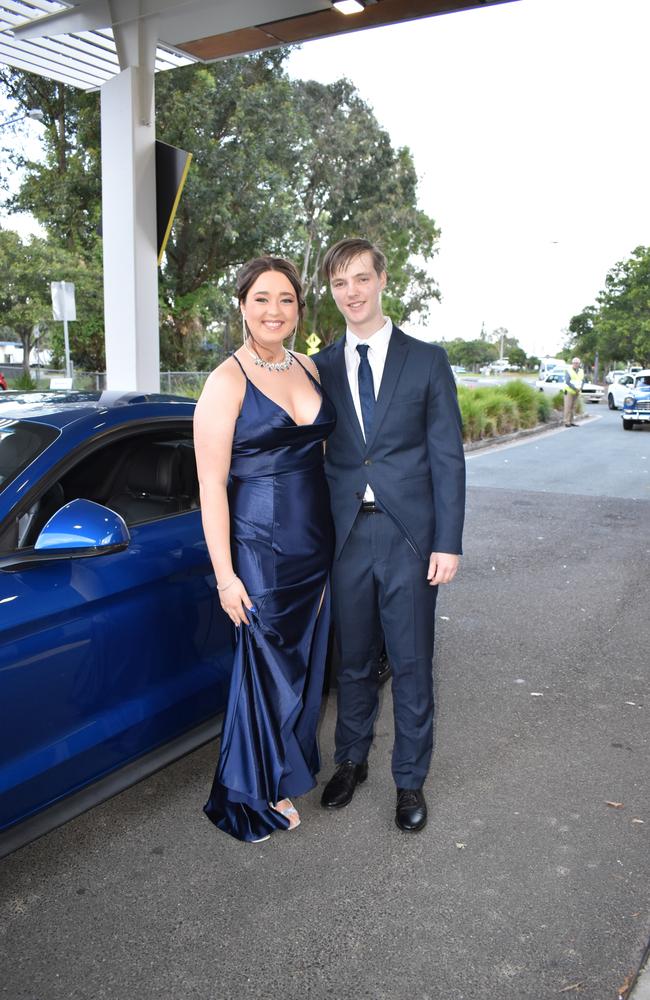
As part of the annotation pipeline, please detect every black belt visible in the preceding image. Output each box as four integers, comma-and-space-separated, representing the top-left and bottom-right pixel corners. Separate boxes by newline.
360, 501, 382, 513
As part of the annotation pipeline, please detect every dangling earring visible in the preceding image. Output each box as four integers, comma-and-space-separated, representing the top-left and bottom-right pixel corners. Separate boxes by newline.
241, 313, 248, 346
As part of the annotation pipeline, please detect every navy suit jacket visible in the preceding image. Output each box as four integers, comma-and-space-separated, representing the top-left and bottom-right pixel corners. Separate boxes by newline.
314, 325, 466, 561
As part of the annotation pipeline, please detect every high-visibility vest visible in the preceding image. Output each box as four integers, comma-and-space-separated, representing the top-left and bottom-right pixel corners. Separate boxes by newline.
565, 367, 584, 395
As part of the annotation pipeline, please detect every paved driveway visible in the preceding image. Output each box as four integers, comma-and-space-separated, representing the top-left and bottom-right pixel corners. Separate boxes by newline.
1, 410, 648, 1000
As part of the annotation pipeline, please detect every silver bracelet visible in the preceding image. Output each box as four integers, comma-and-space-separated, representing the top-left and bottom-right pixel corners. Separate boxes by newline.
217, 575, 239, 592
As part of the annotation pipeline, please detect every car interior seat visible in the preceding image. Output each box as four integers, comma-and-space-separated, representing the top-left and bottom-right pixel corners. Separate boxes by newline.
105, 442, 186, 524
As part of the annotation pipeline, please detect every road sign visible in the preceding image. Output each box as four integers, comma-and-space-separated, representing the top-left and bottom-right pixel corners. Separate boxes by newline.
51, 282, 76, 321
305, 333, 321, 356
51, 281, 76, 378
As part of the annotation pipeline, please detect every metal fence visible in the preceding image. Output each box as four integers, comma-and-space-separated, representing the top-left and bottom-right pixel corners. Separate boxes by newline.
3, 368, 213, 398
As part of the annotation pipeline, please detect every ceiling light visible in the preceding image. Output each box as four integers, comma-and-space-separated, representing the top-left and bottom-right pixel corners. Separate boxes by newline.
332, 1, 365, 14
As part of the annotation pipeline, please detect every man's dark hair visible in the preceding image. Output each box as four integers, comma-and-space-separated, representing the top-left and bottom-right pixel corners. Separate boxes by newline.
322, 238, 387, 282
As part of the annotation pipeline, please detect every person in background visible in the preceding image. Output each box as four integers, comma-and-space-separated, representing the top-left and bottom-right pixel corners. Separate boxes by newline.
564, 357, 585, 427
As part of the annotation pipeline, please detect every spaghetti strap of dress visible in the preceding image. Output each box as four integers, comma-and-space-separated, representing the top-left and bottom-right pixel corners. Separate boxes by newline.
289, 351, 321, 387
230, 352, 249, 379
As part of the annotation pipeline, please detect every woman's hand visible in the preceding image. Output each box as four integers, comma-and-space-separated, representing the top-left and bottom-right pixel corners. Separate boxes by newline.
219, 577, 255, 627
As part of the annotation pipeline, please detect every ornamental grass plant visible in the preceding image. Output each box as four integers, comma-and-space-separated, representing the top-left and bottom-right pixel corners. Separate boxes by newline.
457, 379, 557, 444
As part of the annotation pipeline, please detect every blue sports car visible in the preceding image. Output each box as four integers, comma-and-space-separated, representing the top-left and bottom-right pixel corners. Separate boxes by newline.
0, 391, 233, 857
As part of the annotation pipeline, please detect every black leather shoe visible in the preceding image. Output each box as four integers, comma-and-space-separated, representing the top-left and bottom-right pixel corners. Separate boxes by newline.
377, 648, 392, 686
321, 760, 368, 809
395, 787, 427, 832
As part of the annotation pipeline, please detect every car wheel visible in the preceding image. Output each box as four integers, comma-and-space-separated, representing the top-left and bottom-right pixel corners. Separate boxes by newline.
608, 394, 616, 410
622, 419, 634, 430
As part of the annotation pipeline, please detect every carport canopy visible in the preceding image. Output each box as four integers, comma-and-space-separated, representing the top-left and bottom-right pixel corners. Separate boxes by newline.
1, 0, 518, 391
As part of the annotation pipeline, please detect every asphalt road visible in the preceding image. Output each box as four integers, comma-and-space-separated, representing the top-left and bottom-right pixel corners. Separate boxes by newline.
467, 406, 650, 500
1, 408, 648, 1000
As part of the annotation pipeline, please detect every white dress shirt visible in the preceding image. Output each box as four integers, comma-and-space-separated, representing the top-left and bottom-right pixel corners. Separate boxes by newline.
344, 317, 393, 500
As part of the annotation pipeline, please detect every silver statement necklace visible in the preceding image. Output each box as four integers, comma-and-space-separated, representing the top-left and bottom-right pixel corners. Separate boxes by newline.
243, 342, 293, 373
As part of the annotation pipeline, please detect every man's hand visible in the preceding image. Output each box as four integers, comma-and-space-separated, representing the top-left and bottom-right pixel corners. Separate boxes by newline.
427, 552, 460, 586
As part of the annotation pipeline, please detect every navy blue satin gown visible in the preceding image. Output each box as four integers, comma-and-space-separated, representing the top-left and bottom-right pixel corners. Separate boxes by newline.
203, 354, 336, 842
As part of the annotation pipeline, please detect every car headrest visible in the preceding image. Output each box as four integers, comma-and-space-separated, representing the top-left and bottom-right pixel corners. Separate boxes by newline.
124, 444, 182, 496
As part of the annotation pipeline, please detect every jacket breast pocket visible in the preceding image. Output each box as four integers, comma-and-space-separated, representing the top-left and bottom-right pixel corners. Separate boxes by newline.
390, 393, 424, 407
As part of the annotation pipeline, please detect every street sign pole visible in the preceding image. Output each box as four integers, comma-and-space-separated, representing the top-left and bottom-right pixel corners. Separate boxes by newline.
51, 282, 76, 383
62, 311, 71, 378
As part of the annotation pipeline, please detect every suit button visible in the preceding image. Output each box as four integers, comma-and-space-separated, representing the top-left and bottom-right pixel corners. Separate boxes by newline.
363, 459, 372, 466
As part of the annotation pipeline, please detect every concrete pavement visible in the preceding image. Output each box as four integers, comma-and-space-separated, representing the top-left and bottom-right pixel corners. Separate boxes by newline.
1, 414, 648, 1000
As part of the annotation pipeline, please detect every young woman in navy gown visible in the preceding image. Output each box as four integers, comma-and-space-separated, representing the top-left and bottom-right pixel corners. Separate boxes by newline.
194, 257, 335, 842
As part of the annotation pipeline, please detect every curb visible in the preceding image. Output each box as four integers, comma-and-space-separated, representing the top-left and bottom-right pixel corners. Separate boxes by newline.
626, 941, 650, 1000
463, 413, 592, 453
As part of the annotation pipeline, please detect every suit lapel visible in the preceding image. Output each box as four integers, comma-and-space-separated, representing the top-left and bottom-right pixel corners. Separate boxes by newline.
365, 325, 409, 450
330, 336, 366, 451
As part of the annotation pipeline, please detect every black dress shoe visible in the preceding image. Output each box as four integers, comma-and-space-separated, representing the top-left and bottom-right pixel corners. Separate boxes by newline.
377, 648, 392, 686
321, 760, 368, 809
395, 787, 427, 832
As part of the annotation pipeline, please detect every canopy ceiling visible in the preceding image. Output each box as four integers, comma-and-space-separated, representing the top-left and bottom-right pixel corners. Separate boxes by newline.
1, 0, 517, 92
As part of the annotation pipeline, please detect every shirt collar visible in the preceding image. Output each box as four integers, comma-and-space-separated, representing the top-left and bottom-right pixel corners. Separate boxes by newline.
345, 317, 393, 355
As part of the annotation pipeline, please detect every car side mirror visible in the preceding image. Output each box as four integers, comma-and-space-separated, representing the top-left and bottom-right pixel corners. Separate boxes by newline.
35, 498, 130, 552
0, 499, 130, 572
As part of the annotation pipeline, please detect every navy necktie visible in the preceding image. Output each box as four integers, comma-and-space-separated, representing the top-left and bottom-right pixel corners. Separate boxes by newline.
356, 343, 375, 440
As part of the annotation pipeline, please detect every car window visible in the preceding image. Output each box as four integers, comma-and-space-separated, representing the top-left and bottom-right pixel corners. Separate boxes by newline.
0, 420, 59, 493
1, 426, 199, 553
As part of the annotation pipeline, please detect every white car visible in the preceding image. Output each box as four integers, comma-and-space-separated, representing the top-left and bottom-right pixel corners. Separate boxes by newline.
606, 373, 635, 409
535, 371, 568, 394
535, 371, 604, 403
605, 369, 626, 384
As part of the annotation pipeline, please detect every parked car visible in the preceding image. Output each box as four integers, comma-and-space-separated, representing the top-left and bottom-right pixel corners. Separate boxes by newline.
606, 373, 635, 409
0, 390, 233, 857
534, 371, 568, 394
621, 370, 650, 430
0, 372, 7, 391
580, 380, 604, 404
535, 371, 603, 403
604, 369, 626, 384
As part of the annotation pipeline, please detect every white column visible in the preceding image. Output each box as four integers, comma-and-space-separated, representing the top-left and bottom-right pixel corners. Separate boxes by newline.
100, 65, 159, 392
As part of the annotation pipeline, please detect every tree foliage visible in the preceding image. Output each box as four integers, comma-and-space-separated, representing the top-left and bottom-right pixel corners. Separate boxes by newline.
2, 55, 441, 369
0, 228, 104, 372
568, 246, 650, 366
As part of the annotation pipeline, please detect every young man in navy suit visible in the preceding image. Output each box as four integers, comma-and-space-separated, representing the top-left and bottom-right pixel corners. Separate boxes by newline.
314, 238, 466, 832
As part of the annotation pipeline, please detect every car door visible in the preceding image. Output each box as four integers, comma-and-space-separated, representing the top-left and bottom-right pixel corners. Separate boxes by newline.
613, 375, 633, 407
0, 420, 233, 833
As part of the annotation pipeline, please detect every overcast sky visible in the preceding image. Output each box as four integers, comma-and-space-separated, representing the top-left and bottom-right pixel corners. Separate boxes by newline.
287, 0, 650, 358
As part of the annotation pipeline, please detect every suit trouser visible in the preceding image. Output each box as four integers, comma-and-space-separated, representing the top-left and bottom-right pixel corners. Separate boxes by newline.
331, 509, 437, 789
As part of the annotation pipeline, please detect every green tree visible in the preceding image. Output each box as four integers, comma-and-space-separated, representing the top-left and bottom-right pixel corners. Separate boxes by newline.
288, 79, 440, 346
0, 228, 104, 372
442, 338, 497, 369
3, 57, 442, 368
508, 346, 528, 368
0, 229, 55, 374
568, 247, 650, 366
1, 69, 101, 254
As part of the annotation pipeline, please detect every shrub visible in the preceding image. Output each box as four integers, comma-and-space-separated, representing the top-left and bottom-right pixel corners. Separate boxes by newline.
457, 387, 486, 442
501, 379, 538, 428
9, 372, 37, 390
472, 387, 519, 435
536, 392, 551, 422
